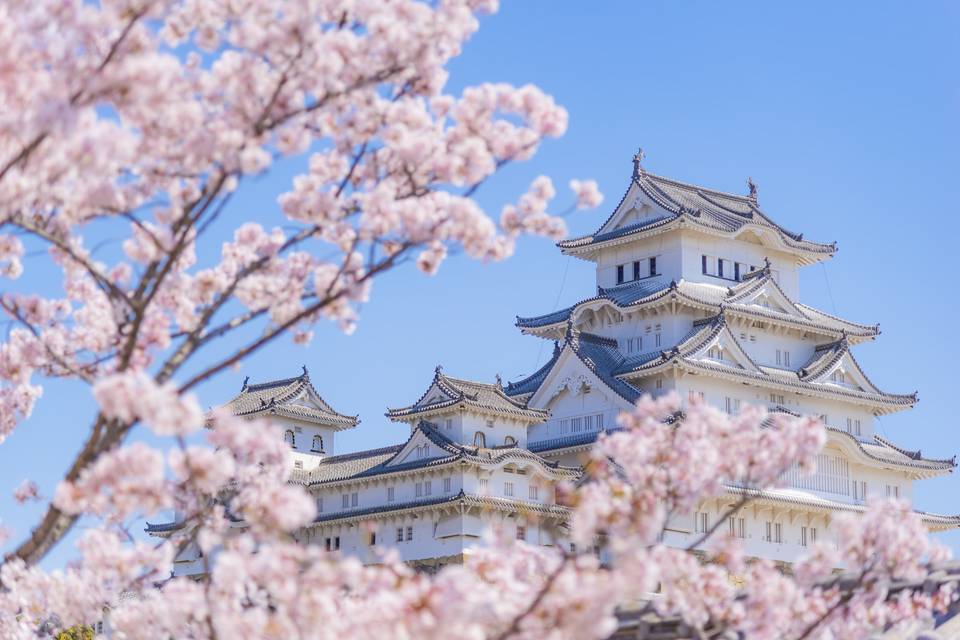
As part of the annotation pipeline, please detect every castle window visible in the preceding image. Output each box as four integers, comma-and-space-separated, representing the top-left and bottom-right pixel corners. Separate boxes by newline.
312, 434, 323, 452
474, 431, 486, 447
847, 418, 862, 436
424, 480, 432, 496
831, 370, 846, 383
695, 512, 709, 533
649, 256, 658, 276
317, 497, 323, 513
351, 492, 358, 507
852, 480, 868, 501
486, 419, 494, 429
516, 525, 526, 541
294, 460, 303, 469
504, 482, 514, 497
479, 478, 489, 492
284, 430, 295, 448
633, 261, 641, 280
334, 536, 340, 550
728, 517, 746, 539
415, 482, 423, 497
571, 417, 582, 432
529, 484, 539, 500
369, 532, 377, 546
444, 477, 452, 493
616, 264, 625, 284
504, 435, 516, 446
387, 487, 395, 502
725, 397, 740, 415
886, 484, 900, 498
405, 526, 413, 541
341, 493, 349, 508
445, 419, 452, 430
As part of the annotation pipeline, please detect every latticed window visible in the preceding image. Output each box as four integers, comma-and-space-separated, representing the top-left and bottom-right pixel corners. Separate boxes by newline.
473, 431, 486, 447
284, 430, 295, 447
312, 434, 323, 452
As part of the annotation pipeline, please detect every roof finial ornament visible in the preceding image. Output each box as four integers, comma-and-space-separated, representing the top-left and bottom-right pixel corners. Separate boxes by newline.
435, 364, 443, 376
747, 177, 758, 201
301, 364, 309, 378
242, 376, 249, 390
553, 340, 561, 356
495, 373, 503, 389
632, 147, 645, 176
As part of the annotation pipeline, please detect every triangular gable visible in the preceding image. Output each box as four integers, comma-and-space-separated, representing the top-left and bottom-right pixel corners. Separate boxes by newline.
726, 275, 805, 318
384, 424, 459, 467
416, 380, 458, 408
598, 179, 673, 235
685, 322, 765, 374
805, 350, 879, 395
527, 343, 636, 412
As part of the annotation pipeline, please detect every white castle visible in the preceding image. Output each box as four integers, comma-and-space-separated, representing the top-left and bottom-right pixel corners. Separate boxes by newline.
149, 152, 957, 574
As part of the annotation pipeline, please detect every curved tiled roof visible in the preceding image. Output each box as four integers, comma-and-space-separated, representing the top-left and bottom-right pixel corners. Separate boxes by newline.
516, 275, 877, 341
616, 313, 916, 411
299, 422, 577, 487
567, 329, 644, 404
225, 367, 358, 429
311, 490, 570, 525
504, 342, 563, 398
558, 164, 835, 259
386, 368, 548, 421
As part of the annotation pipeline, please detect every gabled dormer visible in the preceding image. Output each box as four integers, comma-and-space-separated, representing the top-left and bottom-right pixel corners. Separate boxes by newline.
225, 366, 358, 470
386, 366, 548, 448
682, 314, 766, 375
798, 337, 913, 406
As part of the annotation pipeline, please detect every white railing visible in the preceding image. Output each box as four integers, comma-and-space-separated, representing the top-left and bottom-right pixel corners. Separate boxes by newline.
780, 453, 850, 496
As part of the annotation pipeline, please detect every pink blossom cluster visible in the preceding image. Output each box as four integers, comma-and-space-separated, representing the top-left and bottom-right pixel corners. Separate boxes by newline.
0, 0, 592, 450
3, 397, 953, 639
571, 393, 825, 548
93, 371, 204, 436
569, 179, 604, 209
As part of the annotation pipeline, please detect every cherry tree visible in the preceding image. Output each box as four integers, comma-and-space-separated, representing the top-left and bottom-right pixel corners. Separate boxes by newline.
0, 1, 953, 638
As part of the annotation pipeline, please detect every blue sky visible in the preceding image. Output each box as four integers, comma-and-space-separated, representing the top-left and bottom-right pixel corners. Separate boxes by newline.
3, 1, 959, 568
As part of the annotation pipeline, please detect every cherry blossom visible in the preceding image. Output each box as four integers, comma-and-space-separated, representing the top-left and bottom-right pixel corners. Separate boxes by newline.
0, 1, 951, 638
569, 179, 604, 209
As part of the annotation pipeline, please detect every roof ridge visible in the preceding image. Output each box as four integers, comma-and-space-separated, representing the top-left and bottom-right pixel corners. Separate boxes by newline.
643, 170, 753, 204
318, 444, 404, 464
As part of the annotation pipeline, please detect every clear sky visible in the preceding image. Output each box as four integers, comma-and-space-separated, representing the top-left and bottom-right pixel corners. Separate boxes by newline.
3, 1, 959, 568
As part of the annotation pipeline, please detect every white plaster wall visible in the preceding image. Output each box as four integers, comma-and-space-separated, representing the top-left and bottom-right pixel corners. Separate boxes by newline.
529, 386, 620, 443
669, 373, 879, 440
595, 233, 682, 290
677, 231, 801, 298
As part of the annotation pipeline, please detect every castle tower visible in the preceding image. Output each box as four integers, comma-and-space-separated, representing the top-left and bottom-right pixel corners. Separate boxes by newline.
507, 151, 957, 562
